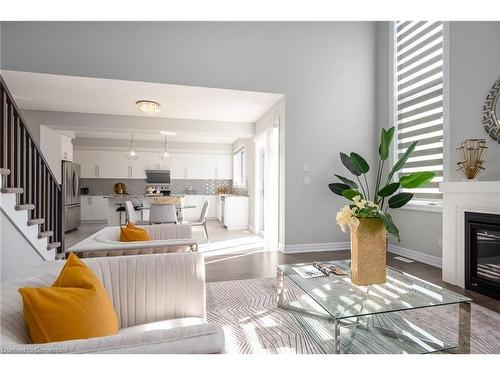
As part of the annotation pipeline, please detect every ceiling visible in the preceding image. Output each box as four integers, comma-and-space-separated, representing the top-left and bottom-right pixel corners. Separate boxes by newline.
1, 70, 283, 123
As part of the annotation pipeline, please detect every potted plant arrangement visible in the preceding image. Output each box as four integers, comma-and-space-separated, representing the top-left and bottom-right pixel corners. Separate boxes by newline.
329, 126, 435, 285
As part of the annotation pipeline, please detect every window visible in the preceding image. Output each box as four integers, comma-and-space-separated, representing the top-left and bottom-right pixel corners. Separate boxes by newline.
233, 148, 246, 187
393, 21, 444, 202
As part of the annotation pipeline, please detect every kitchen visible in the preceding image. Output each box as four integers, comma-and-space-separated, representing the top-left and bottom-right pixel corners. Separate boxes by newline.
73, 146, 249, 232
2, 70, 283, 253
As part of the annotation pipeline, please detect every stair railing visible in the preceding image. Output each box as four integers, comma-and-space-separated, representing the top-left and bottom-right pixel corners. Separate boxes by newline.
0, 75, 64, 252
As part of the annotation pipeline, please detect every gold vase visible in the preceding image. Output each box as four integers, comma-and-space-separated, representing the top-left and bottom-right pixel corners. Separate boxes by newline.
350, 218, 387, 286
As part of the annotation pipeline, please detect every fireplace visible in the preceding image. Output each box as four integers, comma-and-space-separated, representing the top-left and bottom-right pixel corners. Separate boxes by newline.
465, 212, 500, 299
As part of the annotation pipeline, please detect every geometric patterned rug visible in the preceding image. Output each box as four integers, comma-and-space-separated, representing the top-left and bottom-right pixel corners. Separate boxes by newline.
206, 278, 500, 354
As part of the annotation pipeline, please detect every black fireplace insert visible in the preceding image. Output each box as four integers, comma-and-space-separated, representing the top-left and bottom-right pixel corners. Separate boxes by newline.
465, 212, 500, 299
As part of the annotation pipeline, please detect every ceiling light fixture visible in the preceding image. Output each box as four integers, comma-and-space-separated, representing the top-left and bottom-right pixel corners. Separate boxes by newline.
160, 134, 170, 161
126, 132, 139, 160
136, 100, 162, 115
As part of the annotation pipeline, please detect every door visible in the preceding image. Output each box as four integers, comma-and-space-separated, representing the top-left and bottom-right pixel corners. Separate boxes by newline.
258, 148, 265, 233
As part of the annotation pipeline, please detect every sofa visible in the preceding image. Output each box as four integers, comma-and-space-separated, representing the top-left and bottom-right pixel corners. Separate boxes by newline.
0, 252, 225, 354
67, 224, 198, 258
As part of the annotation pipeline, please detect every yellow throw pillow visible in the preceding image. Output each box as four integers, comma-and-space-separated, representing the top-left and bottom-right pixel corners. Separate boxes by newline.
18, 253, 119, 344
119, 223, 150, 242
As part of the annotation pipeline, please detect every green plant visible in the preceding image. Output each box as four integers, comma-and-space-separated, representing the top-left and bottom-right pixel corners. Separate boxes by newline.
329, 126, 435, 240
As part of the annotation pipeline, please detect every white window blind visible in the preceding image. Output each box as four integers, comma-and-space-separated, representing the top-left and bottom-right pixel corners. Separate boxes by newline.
394, 21, 444, 201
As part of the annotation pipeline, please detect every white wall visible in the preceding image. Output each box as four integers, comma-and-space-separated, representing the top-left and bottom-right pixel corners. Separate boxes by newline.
1, 210, 44, 281
376, 21, 500, 261
1, 21, 378, 248
40, 125, 62, 184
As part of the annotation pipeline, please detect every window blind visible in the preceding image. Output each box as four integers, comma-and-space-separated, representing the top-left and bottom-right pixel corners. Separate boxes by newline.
394, 21, 444, 201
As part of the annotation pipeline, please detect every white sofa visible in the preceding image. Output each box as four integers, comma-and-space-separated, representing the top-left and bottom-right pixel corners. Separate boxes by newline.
0, 253, 224, 354
67, 224, 198, 257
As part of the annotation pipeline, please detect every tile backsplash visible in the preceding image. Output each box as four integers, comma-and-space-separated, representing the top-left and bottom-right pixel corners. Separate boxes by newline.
80, 178, 233, 196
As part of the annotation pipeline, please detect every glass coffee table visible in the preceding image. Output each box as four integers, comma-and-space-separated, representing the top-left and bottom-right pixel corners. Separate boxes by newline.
276, 260, 472, 354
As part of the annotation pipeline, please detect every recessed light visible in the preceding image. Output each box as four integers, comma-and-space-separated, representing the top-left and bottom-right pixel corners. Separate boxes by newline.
160, 131, 176, 136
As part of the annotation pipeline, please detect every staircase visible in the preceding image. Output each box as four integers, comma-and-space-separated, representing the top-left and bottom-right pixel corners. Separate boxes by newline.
1, 76, 63, 260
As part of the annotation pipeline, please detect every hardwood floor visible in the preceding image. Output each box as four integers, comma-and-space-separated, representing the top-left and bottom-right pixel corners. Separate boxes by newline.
205, 250, 500, 313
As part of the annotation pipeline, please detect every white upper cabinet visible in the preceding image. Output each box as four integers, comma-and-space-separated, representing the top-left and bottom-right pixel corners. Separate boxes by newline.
216, 154, 232, 179
185, 154, 203, 179
74, 149, 232, 180
169, 153, 186, 179
201, 154, 218, 179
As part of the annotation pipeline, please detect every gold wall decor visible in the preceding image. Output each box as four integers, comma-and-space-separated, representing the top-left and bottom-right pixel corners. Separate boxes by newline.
350, 218, 387, 286
456, 139, 487, 180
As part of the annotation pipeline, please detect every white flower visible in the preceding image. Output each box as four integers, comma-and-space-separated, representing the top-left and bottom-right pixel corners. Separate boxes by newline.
336, 205, 360, 232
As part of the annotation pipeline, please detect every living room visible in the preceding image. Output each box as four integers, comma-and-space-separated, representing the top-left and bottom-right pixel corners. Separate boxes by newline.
1, 1, 499, 374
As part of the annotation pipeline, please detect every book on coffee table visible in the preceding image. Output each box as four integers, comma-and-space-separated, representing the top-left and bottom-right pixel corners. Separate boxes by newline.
292, 265, 325, 279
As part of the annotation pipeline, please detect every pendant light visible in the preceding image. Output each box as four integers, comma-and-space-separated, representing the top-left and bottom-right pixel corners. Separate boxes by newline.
160, 134, 170, 161
126, 132, 139, 160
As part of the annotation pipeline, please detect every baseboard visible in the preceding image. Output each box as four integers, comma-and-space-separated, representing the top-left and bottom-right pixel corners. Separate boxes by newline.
248, 224, 256, 233
388, 244, 442, 269
282, 241, 442, 268
283, 242, 350, 254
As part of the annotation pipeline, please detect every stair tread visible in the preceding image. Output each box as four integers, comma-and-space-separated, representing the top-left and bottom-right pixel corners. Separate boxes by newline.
1, 187, 24, 194
0, 168, 10, 176
38, 231, 53, 239
16, 204, 36, 211
28, 218, 45, 226
47, 242, 61, 250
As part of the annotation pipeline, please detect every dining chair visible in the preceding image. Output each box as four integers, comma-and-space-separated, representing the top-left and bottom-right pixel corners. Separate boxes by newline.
185, 200, 210, 241
150, 204, 178, 224
124, 201, 149, 225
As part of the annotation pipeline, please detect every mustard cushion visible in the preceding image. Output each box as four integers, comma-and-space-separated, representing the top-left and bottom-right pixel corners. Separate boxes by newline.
18, 253, 119, 344
119, 223, 150, 242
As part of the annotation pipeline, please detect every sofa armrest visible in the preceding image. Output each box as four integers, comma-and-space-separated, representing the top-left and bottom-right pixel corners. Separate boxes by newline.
83, 253, 206, 328
1, 322, 224, 354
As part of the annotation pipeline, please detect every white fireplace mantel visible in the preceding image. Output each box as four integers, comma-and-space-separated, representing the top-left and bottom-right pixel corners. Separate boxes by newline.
440, 181, 500, 287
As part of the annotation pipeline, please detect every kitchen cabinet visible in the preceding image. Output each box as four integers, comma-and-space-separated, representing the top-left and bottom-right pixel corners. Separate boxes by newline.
146, 152, 169, 171
204, 195, 217, 219
216, 155, 232, 179
215, 195, 222, 221
74, 149, 232, 180
181, 195, 217, 220
182, 194, 204, 220
185, 154, 203, 179
81, 196, 108, 222
74, 150, 98, 178
201, 155, 218, 179
61, 136, 73, 162
223, 196, 249, 230
169, 153, 187, 179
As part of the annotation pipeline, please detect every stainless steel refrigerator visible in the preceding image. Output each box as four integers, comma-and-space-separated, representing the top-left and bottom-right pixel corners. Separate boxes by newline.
63, 161, 81, 232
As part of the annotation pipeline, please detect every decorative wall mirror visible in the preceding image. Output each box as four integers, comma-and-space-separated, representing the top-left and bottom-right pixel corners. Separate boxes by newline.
482, 77, 500, 143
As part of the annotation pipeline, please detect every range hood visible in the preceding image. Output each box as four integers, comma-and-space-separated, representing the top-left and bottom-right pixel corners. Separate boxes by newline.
146, 170, 170, 183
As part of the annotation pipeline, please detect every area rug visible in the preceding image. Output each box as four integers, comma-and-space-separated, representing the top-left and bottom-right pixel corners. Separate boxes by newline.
206, 277, 500, 354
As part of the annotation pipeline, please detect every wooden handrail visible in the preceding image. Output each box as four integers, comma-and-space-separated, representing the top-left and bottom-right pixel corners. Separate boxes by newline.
0, 75, 62, 187
1, 74, 63, 252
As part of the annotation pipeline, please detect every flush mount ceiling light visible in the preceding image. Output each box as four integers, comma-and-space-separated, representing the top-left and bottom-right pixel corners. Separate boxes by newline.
126, 132, 139, 160
160, 134, 170, 161
136, 100, 161, 115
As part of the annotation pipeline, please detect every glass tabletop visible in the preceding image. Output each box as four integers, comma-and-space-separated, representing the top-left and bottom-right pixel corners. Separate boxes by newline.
277, 260, 471, 320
